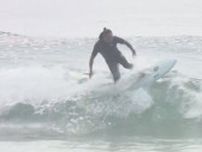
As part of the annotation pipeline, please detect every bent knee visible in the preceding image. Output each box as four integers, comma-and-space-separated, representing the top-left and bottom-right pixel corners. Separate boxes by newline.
123, 63, 133, 69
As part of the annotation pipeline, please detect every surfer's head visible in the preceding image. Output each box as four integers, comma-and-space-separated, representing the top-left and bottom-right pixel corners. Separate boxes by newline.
99, 27, 113, 43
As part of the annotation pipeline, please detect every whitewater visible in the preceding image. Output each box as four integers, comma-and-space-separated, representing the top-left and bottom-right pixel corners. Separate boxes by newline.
0, 31, 202, 151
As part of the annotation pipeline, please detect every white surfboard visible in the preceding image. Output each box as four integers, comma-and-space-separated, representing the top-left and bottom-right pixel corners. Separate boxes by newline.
74, 59, 177, 92
129, 59, 177, 89
147, 59, 177, 81
117, 59, 177, 91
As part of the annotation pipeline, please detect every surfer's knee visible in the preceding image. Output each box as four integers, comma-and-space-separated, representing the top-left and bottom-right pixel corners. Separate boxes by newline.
120, 57, 133, 69
128, 63, 133, 69
123, 63, 133, 69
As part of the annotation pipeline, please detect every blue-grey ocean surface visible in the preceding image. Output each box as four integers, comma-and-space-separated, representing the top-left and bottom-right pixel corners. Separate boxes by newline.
0, 32, 202, 152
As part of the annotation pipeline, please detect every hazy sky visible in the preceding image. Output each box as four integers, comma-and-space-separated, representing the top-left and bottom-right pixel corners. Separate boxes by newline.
0, 0, 202, 37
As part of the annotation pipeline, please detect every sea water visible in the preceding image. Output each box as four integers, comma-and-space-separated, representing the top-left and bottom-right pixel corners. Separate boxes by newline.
0, 32, 202, 151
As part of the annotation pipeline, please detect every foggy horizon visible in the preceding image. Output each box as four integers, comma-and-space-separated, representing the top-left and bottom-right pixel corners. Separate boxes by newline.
0, 0, 202, 37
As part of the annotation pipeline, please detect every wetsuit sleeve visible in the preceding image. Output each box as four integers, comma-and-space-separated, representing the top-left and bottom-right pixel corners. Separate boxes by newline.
114, 36, 136, 55
89, 42, 99, 72
91, 43, 99, 58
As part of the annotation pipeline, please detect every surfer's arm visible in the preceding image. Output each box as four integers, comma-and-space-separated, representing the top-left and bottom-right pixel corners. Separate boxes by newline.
89, 44, 99, 78
115, 36, 136, 56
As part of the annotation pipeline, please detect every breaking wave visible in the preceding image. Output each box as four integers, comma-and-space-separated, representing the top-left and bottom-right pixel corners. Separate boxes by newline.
0, 32, 202, 139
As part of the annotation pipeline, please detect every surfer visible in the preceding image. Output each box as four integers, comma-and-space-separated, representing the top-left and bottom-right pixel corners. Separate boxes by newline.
89, 28, 136, 82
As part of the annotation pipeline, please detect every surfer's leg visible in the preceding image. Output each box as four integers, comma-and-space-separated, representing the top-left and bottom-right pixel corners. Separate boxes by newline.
107, 62, 120, 83
118, 55, 133, 69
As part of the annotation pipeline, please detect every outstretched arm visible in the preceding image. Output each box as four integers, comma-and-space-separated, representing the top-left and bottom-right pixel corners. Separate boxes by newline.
115, 36, 136, 56
89, 44, 99, 78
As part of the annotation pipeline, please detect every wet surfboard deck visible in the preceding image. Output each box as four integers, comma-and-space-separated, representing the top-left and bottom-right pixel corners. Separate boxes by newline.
118, 59, 177, 90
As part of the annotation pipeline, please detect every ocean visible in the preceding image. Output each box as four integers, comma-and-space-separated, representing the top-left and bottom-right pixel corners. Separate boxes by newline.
0, 31, 201, 151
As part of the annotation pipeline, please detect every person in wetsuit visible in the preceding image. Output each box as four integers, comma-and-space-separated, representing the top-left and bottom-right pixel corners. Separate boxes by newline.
89, 28, 136, 82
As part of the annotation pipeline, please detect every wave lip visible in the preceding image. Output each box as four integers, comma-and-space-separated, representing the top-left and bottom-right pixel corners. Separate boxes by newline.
0, 72, 201, 138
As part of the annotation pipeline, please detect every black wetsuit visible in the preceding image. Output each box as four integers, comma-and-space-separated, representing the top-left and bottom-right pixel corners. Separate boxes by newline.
91, 36, 134, 81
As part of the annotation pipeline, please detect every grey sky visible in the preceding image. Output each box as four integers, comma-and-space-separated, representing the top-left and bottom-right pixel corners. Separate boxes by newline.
0, 0, 202, 37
